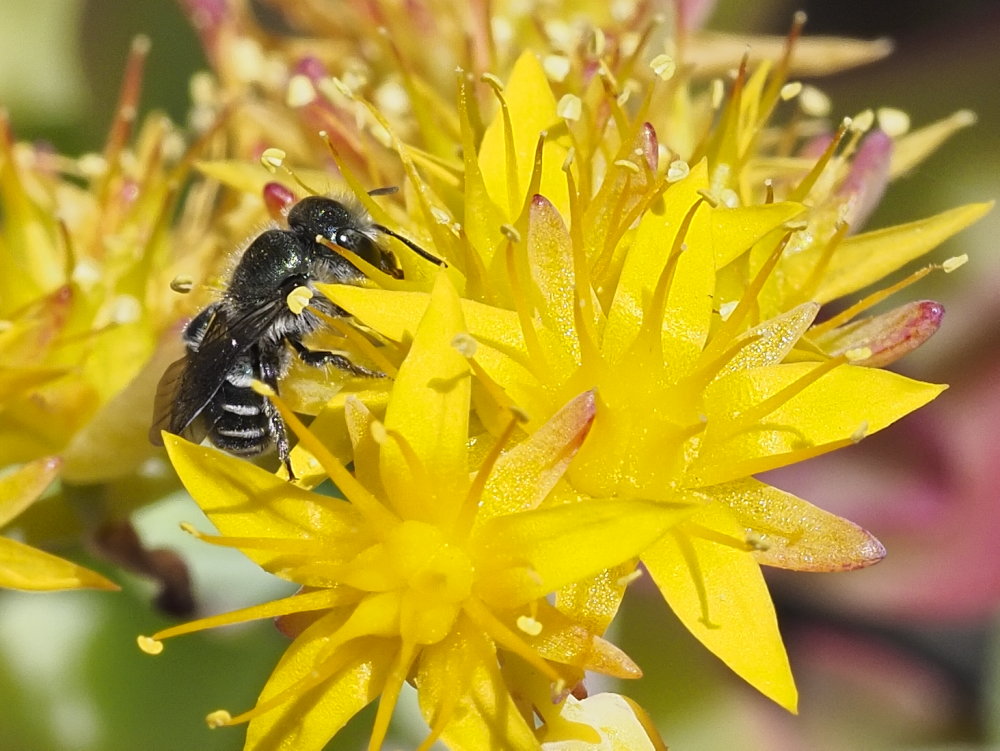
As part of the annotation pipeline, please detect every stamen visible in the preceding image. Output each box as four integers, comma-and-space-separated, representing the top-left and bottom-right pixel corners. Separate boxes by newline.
143, 589, 355, 645
249, 380, 398, 531
789, 119, 850, 202
313, 308, 399, 377
481, 72, 520, 218
810, 262, 940, 336
616, 568, 644, 587
504, 236, 550, 373
725, 355, 849, 435
456, 416, 522, 536
463, 597, 562, 684
636, 199, 704, 360
179, 521, 327, 556
791, 221, 850, 306
368, 641, 419, 751
703, 232, 793, 356
286, 285, 312, 316
205, 710, 232, 728
685, 522, 757, 552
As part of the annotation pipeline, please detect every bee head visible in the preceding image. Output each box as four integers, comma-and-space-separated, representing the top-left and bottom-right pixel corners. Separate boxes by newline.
288, 196, 405, 279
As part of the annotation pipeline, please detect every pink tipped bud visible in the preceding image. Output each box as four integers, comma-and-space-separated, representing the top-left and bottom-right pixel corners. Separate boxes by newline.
838, 128, 892, 231
640, 122, 658, 173
677, 0, 718, 34
820, 300, 944, 367
263, 182, 296, 222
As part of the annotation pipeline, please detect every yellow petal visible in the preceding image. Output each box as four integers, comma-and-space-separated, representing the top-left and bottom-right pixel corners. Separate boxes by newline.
479, 391, 596, 522
318, 285, 529, 360
641, 504, 798, 711
554, 562, 635, 636
162, 434, 372, 572
815, 202, 992, 303
479, 51, 569, 220
380, 273, 471, 524
603, 160, 712, 375
0, 455, 61, 528
710, 478, 886, 571
417, 614, 538, 751
0, 537, 118, 591
245, 614, 395, 751
695, 364, 945, 485
686, 32, 892, 77
712, 202, 805, 269
890, 110, 977, 179
541, 693, 664, 751
474, 498, 694, 608
521, 600, 641, 679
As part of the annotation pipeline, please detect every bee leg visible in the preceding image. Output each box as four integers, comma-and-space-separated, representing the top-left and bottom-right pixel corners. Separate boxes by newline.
259, 348, 297, 482
287, 336, 384, 377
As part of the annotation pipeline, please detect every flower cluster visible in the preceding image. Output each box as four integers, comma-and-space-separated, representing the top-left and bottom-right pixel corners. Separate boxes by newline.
55, 0, 990, 749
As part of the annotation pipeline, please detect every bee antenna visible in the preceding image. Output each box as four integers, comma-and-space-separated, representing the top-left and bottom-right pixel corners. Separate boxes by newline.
373, 224, 447, 267
367, 186, 399, 197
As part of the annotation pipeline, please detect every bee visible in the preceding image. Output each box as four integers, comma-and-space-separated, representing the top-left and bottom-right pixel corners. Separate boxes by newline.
150, 191, 443, 477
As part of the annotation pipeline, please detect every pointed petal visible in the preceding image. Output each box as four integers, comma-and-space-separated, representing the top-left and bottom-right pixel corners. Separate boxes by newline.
473, 498, 694, 609
890, 110, 977, 179
0, 455, 61, 528
716, 303, 819, 377
815, 202, 992, 303
521, 600, 641, 679
709, 478, 886, 571
162, 434, 371, 572
686, 33, 892, 77
814, 300, 944, 367
380, 274, 470, 524
641, 504, 798, 711
554, 562, 635, 636
695, 364, 945, 485
318, 285, 529, 361
479, 51, 569, 220
479, 391, 596, 522
712, 202, 805, 269
417, 615, 538, 751
245, 613, 396, 751
0, 537, 118, 591
603, 160, 712, 374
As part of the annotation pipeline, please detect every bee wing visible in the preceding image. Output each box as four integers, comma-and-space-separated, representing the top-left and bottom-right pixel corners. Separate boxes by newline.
150, 300, 286, 445
149, 354, 197, 445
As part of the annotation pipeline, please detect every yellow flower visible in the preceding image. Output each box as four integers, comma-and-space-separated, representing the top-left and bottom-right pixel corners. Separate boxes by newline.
0, 38, 220, 488
0, 457, 117, 591
312, 41, 989, 711
142, 275, 690, 750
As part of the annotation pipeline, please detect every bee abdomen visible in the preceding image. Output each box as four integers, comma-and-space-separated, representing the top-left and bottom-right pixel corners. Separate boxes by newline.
206, 382, 273, 456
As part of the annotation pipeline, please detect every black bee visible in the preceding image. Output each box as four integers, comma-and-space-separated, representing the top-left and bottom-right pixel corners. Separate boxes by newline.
150, 192, 443, 476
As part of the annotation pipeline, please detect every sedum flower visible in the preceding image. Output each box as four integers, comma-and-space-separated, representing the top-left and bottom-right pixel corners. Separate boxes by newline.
0, 37, 221, 489
142, 274, 688, 750
0, 456, 117, 591
310, 33, 989, 711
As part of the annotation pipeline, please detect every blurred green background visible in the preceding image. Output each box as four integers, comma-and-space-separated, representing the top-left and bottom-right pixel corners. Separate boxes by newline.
0, 0, 997, 749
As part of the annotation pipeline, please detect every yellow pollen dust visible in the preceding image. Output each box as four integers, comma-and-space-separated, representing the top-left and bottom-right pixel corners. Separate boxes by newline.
205, 710, 233, 729
137, 635, 164, 655
451, 332, 478, 358
649, 54, 676, 80
557, 94, 583, 121
516, 615, 543, 636
260, 147, 286, 172
286, 285, 313, 315
943, 254, 969, 273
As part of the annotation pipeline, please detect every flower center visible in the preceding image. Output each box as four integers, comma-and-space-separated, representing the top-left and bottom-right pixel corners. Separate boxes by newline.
386, 520, 474, 644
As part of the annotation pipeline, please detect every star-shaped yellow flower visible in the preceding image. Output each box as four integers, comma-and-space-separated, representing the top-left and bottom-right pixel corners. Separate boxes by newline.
143, 274, 689, 750
314, 49, 987, 711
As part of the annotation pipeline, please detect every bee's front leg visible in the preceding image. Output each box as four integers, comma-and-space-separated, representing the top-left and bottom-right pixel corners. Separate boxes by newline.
286, 336, 383, 377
